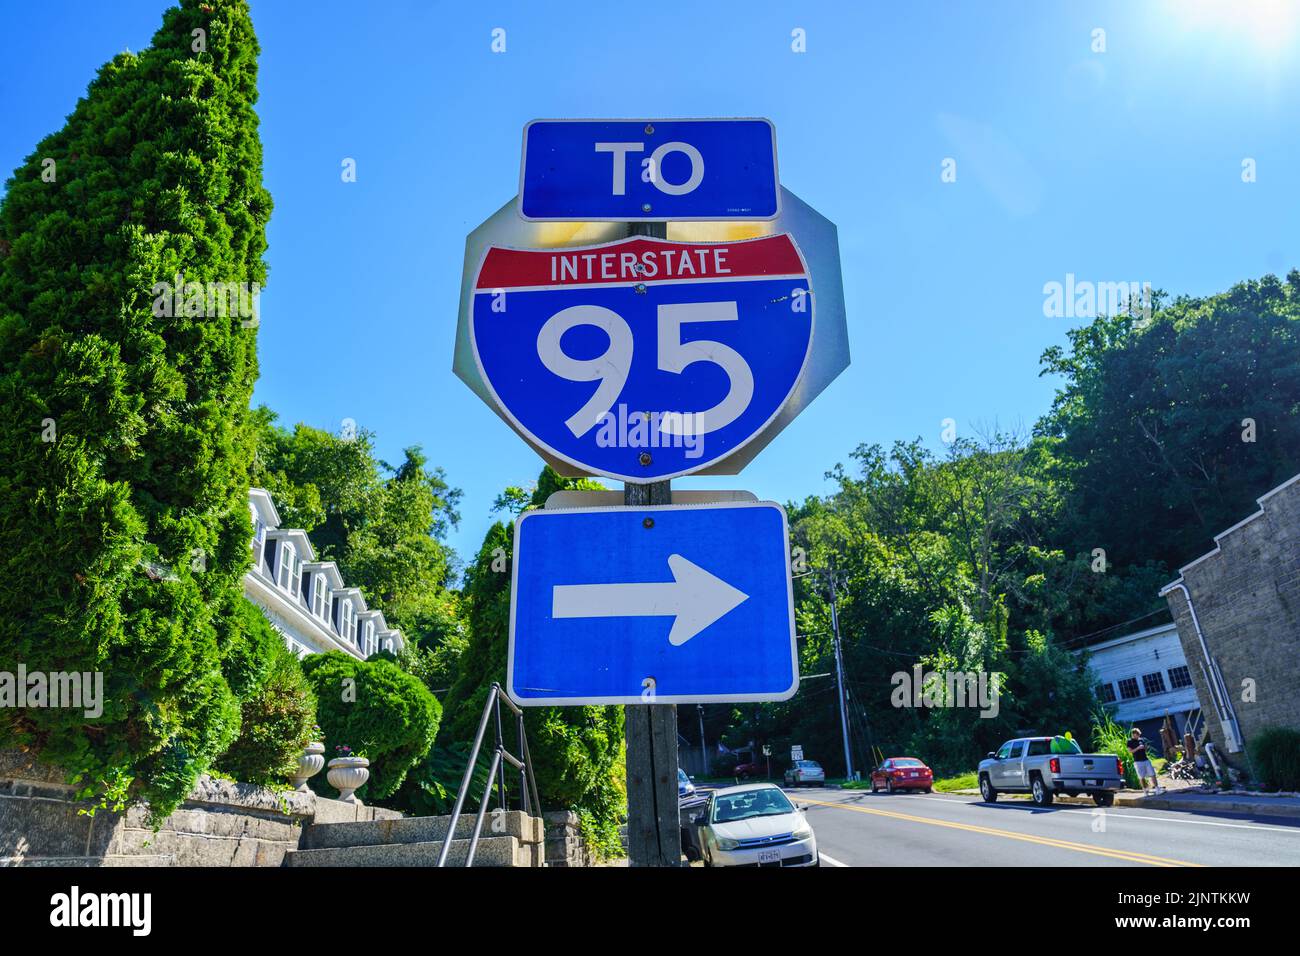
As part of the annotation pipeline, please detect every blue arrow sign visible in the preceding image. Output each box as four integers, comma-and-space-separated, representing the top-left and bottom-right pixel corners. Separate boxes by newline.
471, 233, 814, 483
519, 118, 780, 221
508, 501, 798, 706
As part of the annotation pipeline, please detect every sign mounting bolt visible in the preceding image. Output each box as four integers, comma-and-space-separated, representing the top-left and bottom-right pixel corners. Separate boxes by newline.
643, 517, 655, 529
638, 452, 652, 466
635, 283, 647, 294
641, 203, 652, 213
644, 124, 655, 135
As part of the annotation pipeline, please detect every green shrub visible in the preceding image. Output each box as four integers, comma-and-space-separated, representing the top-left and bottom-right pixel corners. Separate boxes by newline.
1249, 726, 1300, 792
215, 609, 317, 788
392, 742, 492, 817
1091, 711, 1140, 788
0, 0, 272, 822
302, 652, 440, 800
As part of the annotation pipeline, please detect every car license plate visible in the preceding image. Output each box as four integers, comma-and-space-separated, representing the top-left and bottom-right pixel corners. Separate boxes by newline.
909, 771, 917, 777
1087, 779, 1099, 786
758, 849, 781, 864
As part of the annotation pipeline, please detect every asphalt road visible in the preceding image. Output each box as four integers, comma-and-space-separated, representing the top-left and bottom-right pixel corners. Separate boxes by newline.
788, 786, 1300, 867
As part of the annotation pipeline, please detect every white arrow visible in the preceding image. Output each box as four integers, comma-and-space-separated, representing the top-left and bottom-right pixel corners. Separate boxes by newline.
551, 554, 749, 646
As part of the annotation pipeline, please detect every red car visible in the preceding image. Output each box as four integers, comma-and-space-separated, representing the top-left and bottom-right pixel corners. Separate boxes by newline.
733, 761, 766, 779
870, 757, 934, 793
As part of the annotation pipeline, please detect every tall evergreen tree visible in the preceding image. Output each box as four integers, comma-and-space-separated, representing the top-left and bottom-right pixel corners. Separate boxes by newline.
0, 0, 272, 817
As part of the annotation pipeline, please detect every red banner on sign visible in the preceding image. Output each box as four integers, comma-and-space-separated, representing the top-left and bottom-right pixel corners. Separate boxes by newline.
474, 233, 805, 291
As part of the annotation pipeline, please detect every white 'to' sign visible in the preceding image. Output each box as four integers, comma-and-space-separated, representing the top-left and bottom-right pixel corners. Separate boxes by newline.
594, 141, 705, 196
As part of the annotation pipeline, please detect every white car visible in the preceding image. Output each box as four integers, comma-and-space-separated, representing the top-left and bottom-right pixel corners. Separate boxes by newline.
784, 759, 826, 787
694, 783, 819, 867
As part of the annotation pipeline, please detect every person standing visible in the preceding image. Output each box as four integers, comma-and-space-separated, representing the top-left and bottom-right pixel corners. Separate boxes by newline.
1128, 728, 1164, 795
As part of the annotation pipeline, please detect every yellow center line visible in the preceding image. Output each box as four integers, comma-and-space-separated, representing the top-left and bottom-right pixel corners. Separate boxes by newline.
801, 797, 1204, 867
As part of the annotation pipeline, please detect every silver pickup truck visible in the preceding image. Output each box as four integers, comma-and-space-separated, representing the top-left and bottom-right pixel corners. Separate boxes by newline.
978, 736, 1124, 807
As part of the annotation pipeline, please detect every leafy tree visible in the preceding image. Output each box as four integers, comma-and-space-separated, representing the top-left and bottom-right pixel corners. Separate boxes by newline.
1038, 272, 1300, 572
765, 435, 1099, 776
718, 271, 1298, 779
250, 408, 462, 644
0, 0, 272, 819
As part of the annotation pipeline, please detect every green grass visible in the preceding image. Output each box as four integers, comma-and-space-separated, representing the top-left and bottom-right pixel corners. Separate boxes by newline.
700, 771, 981, 792
933, 772, 978, 792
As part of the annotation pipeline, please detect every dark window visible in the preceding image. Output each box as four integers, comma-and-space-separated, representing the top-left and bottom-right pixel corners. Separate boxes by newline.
1118, 677, 1141, 700
1168, 666, 1193, 689
1009, 741, 1025, 758
1142, 672, 1167, 695
1097, 682, 1117, 703
995, 742, 1012, 759
1027, 740, 1052, 757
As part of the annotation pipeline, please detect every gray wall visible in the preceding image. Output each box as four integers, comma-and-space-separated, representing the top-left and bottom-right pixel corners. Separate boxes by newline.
1163, 475, 1300, 762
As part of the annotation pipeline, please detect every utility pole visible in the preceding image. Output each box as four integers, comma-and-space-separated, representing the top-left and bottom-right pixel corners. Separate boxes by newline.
827, 562, 854, 780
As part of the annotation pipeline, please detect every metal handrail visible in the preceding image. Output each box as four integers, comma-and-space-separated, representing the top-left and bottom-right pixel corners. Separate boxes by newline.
436, 683, 543, 867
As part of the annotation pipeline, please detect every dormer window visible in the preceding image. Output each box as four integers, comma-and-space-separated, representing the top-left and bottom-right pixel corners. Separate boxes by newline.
312, 574, 329, 619
363, 621, 375, 656
249, 503, 267, 567
339, 599, 356, 643
277, 542, 298, 592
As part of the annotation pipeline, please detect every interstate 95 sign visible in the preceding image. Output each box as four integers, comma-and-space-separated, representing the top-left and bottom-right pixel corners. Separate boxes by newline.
470, 233, 814, 483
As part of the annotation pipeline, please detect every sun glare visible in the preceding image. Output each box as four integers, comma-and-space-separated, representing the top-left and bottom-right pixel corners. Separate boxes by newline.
1170, 0, 1299, 56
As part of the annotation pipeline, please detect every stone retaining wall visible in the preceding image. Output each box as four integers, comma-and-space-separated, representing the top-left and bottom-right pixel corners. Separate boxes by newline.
0, 749, 396, 867
543, 810, 593, 867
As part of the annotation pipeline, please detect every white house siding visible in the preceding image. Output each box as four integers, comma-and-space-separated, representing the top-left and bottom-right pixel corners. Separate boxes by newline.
243, 488, 404, 660
1079, 621, 1200, 752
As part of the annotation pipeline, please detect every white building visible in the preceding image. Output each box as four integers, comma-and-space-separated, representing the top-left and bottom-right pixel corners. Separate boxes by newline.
1077, 621, 1200, 753
245, 488, 405, 659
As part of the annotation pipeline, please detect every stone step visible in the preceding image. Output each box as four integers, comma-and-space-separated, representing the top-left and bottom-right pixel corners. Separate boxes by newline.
284, 835, 540, 868
300, 810, 542, 850
1, 854, 176, 867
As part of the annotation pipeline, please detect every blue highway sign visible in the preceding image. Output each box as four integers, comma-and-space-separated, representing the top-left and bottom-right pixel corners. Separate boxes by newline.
471, 233, 814, 483
519, 118, 780, 221
507, 501, 798, 706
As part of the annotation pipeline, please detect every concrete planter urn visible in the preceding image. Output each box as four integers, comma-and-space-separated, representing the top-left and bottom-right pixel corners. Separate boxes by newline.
326, 756, 370, 802
290, 742, 326, 791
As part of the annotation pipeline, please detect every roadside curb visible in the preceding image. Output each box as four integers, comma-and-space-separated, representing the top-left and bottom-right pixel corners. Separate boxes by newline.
968, 789, 1300, 819
1060, 793, 1300, 818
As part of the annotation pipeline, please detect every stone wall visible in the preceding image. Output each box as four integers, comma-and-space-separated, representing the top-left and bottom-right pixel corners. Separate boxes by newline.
1162, 474, 1300, 762
543, 810, 599, 867
543, 810, 589, 867
0, 749, 396, 866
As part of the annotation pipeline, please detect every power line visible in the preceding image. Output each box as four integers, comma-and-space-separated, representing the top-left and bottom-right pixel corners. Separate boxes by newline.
1052, 607, 1172, 651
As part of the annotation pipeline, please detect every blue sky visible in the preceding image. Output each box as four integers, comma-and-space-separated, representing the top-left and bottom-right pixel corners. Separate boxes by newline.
3, 0, 1299, 563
